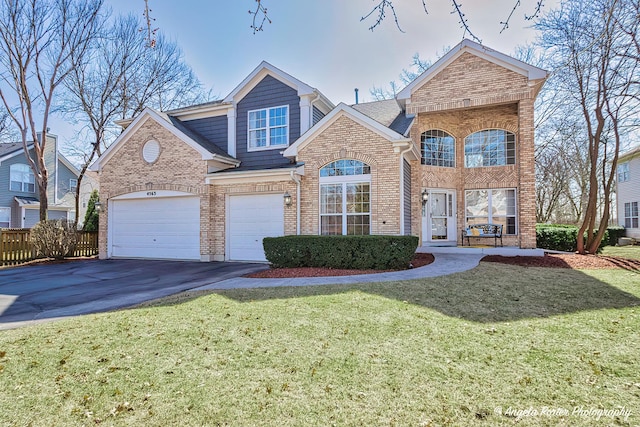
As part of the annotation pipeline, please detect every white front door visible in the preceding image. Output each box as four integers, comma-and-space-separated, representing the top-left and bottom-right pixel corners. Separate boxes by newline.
422, 189, 457, 246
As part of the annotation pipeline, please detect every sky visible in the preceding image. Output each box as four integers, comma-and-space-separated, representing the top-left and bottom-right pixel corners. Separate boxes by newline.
52, 0, 558, 153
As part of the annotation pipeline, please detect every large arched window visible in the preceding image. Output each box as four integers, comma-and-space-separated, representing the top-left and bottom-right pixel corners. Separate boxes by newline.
10, 164, 35, 193
319, 160, 371, 235
464, 129, 515, 167
421, 130, 455, 167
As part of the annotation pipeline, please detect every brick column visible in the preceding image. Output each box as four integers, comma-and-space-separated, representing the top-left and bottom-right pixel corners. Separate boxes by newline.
518, 98, 537, 248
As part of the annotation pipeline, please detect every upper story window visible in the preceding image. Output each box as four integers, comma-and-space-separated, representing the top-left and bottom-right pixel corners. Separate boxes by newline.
248, 105, 289, 151
320, 159, 371, 177
69, 179, 78, 192
10, 164, 35, 193
618, 162, 629, 183
421, 130, 455, 167
464, 129, 515, 168
319, 160, 371, 235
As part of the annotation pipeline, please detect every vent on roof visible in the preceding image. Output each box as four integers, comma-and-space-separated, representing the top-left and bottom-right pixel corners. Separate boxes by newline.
354, 88, 359, 105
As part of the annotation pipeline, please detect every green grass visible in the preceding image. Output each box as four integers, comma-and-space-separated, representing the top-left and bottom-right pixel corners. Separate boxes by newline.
1, 264, 639, 426
601, 245, 640, 260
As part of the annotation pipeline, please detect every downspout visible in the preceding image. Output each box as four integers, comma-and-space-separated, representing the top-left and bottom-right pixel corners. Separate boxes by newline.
290, 170, 301, 235
399, 142, 413, 236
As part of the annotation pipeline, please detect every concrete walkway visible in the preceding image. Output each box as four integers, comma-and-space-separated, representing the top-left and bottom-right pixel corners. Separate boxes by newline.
195, 252, 484, 291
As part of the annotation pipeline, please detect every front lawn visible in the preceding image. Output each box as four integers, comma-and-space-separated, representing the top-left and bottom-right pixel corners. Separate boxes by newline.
0, 263, 639, 426
601, 244, 640, 260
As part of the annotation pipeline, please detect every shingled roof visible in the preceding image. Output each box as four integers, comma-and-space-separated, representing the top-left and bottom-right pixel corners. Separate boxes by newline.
351, 99, 414, 137
0, 142, 24, 157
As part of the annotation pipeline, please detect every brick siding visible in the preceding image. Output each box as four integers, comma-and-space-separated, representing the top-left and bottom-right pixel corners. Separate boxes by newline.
98, 119, 210, 259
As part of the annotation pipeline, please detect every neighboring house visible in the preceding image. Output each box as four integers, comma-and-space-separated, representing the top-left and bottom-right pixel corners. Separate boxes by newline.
616, 146, 640, 239
91, 39, 547, 262
0, 133, 95, 228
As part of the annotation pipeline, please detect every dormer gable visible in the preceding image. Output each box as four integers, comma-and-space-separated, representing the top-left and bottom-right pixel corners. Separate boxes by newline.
397, 39, 547, 115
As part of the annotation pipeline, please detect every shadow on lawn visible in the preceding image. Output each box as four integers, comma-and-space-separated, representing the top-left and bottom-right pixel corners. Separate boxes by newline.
154, 263, 640, 323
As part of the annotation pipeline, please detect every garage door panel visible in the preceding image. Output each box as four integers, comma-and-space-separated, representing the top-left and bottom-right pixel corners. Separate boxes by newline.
111, 196, 200, 260
229, 194, 284, 261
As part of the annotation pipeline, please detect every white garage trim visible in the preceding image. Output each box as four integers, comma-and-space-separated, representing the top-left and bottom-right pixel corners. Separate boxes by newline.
226, 193, 284, 262
108, 191, 201, 260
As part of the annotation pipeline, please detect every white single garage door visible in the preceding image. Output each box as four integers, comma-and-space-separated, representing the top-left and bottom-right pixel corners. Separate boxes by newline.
229, 194, 284, 261
110, 195, 200, 260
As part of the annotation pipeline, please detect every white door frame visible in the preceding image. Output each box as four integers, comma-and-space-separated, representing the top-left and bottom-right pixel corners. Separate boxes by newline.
421, 188, 457, 246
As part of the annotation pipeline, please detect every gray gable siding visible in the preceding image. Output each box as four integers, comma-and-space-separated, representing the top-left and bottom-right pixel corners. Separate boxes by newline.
56, 160, 79, 200
181, 115, 228, 154
312, 106, 325, 126
235, 75, 299, 170
0, 150, 38, 210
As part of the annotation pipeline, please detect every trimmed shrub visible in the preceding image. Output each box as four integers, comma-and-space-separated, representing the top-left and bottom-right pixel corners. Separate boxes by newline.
536, 224, 610, 252
263, 235, 419, 270
606, 226, 625, 246
536, 224, 579, 252
31, 219, 78, 259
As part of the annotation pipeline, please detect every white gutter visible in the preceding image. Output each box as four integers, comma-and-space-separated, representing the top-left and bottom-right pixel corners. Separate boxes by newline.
290, 170, 301, 235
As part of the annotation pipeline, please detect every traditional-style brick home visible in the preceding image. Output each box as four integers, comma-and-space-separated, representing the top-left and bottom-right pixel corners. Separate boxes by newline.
616, 145, 640, 239
91, 39, 547, 261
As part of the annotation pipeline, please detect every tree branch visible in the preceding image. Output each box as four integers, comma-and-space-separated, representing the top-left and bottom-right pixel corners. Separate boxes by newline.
249, 0, 271, 33
450, 1, 482, 43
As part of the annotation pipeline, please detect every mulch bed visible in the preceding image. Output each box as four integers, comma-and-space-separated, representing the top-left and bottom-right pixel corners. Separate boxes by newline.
245, 253, 435, 278
482, 253, 640, 270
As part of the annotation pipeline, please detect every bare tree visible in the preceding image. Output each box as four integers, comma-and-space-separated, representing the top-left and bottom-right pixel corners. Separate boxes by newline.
0, 0, 103, 221
536, 0, 640, 253
369, 50, 450, 101
244, 0, 545, 40
59, 13, 208, 226
0, 108, 16, 140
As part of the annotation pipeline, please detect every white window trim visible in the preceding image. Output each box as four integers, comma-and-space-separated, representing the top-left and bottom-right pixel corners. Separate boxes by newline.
421, 129, 456, 168
9, 163, 35, 193
624, 201, 638, 228
69, 178, 78, 191
319, 172, 372, 235
618, 162, 629, 183
463, 129, 516, 168
0, 206, 11, 228
465, 188, 518, 235
247, 104, 289, 152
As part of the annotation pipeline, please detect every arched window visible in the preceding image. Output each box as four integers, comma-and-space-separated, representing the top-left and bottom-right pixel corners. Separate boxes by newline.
421, 130, 455, 167
464, 129, 516, 167
319, 160, 371, 235
10, 164, 35, 193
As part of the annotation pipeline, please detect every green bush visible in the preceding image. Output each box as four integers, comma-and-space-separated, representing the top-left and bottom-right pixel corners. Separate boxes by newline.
536, 224, 610, 252
606, 226, 625, 246
263, 235, 419, 270
83, 189, 99, 232
31, 219, 78, 259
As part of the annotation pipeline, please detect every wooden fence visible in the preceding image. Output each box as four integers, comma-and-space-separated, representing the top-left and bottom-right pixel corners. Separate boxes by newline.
0, 228, 99, 267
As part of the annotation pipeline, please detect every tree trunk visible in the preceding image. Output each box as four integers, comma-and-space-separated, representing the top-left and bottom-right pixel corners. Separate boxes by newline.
38, 169, 48, 222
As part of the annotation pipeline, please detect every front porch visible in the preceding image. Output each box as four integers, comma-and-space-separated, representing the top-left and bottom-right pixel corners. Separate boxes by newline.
417, 245, 545, 257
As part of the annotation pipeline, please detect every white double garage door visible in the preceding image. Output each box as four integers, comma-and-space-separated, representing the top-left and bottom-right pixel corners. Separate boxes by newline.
109, 192, 283, 261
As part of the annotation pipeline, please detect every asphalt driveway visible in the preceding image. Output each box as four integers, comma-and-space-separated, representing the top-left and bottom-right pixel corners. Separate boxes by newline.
0, 259, 266, 329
